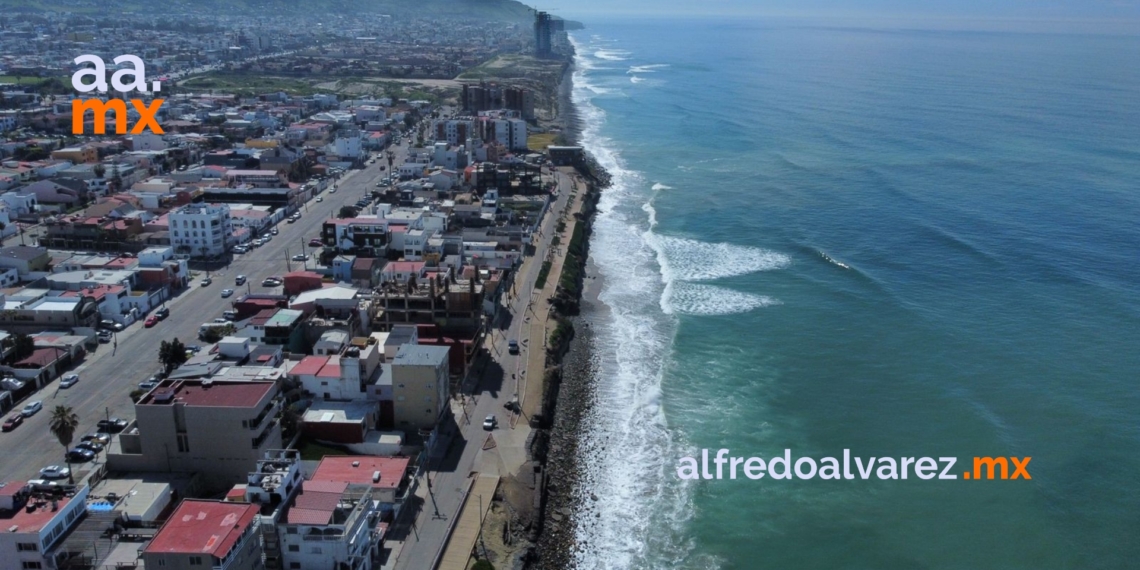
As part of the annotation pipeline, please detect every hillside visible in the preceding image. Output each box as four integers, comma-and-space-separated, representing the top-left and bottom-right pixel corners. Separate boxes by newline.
0, 0, 579, 24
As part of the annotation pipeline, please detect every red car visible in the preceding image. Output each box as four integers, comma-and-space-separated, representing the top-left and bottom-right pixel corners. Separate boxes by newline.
144, 315, 159, 328
309, 238, 323, 247
2, 414, 23, 432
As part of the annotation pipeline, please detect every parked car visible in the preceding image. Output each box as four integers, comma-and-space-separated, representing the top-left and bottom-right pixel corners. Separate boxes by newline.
508, 339, 519, 354
233, 244, 249, 254
186, 345, 202, 353
235, 275, 247, 286
21, 401, 43, 417
291, 254, 307, 261
316, 196, 323, 202
309, 238, 323, 247
66, 448, 95, 463
60, 374, 79, 388
100, 320, 124, 332
286, 217, 296, 223
26, 479, 60, 492
97, 418, 129, 433
271, 228, 279, 235
483, 415, 497, 430
262, 277, 282, 287
39, 465, 71, 480
82, 433, 111, 445
97, 330, 113, 343
156, 307, 170, 320
76, 440, 104, 453
221, 288, 234, 298
2, 414, 23, 432
1, 377, 26, 391
144, 315, 159, 328
138, 381, 157, 391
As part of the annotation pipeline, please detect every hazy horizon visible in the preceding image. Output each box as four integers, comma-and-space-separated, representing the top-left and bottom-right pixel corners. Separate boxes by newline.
555, 1, 1140, 34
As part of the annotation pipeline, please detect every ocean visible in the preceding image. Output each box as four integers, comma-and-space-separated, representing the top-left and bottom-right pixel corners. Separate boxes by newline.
567, 17, 1140, 570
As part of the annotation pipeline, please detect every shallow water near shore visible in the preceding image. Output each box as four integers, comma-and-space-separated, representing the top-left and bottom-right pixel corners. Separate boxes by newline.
568, 17, 1140, 570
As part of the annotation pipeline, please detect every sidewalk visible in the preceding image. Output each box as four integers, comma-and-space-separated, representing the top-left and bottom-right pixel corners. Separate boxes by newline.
436, 475, 500, 570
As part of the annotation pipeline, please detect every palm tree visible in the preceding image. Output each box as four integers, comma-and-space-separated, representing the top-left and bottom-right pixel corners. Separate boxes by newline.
48, 405, 79, 484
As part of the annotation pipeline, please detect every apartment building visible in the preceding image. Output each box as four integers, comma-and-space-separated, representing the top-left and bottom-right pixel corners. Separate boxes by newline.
169, 203, 233, 257
142, 500, 263, 570
0, 482, 90, 570
277, 481, 379, 570
107, 380, 283, 483
391, 344, 451, 430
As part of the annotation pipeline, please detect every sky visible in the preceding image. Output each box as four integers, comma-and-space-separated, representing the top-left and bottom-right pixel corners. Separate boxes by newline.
555, 0, 1140, 29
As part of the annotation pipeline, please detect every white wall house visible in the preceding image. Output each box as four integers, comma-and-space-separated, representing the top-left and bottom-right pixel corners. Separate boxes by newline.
168, 203, 233, 257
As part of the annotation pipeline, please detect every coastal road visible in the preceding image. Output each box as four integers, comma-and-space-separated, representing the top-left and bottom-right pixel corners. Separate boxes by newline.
393, 169, 574, 569
0, 144, 407, 485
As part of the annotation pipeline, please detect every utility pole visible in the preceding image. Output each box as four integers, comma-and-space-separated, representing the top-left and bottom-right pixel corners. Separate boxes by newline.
478, 494, 489, 560
284, 247, 292, 273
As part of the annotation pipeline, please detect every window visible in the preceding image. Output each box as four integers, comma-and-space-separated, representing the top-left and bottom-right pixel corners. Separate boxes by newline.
288, 545, 299, 552
22, 562, 43, 569
189, 555, 203, 565
290, 564, 301, 569
310, 547, 322, 554
176, 433, 190, 453
17, 543, 37, 552
156, 560, 166, 567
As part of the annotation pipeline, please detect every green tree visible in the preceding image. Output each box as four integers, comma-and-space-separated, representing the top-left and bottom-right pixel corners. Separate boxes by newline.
48, 405, 79, 484
158, 338, 188, 374
9, 333, 35, 363
338, 205, 358, 219
93, 163, 106, 179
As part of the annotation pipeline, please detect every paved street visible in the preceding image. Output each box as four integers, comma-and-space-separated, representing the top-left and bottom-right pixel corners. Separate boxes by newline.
0, 143, 407, 484
392, 169, 576, 569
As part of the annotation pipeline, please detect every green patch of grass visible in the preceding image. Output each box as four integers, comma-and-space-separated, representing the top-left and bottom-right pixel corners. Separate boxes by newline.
181, 73, 330, 97
296, 437, 351, 461
535, 260, 552, 289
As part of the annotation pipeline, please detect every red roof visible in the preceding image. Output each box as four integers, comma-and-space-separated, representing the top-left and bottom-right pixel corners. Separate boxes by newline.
0, 483, 76, 533
317, 361, 341, 379
312, 456, 411, 490
282, 480, 348, 525
291, 355, 328, 377
141, 381, 273, 408
146, 500, 259, 556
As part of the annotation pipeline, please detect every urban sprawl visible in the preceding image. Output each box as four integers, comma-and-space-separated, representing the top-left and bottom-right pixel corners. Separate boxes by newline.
0, 7, 597, 570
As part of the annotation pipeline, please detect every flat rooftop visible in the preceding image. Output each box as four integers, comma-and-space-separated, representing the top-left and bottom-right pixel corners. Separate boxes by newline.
140, 380, 274, 408
312, 455, 411, 491
145, 500, 259, 556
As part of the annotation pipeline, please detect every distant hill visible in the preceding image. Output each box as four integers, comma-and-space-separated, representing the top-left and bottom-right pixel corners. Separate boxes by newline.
0, 0, 581, 25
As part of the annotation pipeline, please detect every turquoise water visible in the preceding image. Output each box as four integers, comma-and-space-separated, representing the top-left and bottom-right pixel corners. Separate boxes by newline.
570, 18, 1140, 569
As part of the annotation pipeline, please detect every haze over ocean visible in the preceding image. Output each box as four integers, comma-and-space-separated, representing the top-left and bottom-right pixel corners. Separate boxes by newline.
568, 17, 1140, 569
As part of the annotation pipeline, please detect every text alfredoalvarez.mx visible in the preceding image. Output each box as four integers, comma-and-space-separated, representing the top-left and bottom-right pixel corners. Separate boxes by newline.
70, 54, 164, 135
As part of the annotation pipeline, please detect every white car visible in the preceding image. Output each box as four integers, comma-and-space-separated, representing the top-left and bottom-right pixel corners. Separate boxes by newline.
39, 465, 71, 480
60, 374, 79, 388
316, 197, 323, 202
483, 415, 497, 430
221, 288, 234, 298
291, 253, 308, 261
21, 401, 43, 417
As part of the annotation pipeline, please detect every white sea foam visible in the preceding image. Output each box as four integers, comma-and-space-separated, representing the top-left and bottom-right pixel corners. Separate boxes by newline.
650, 235, 791, 282
664, 282, 780, 315
651, 183, 673, 191
595, 49, 631, 61
630, 75, 646, 84
628, 64, 670, 73
569, 34, 710, 570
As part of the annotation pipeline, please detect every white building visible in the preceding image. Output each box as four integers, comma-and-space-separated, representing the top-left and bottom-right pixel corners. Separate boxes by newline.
131, 133, 167, 151
492, 118, 528, 151
333, 130, 364, 160
278, 482, 380, 570
168, 203, 233, 257
0, 482, 90, 570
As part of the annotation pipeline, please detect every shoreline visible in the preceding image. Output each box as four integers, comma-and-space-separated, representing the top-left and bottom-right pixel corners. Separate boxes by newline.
529, 39, 612, 568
